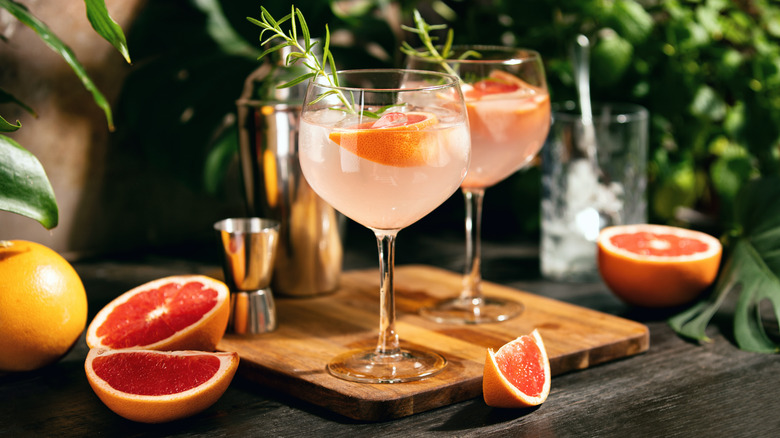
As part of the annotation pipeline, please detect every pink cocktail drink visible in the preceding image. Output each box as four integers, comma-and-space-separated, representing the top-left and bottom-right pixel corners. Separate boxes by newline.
300, 109, 470, 230
299, 69, 470, 383
407, 46, 551, 324
460, 72, 550, 189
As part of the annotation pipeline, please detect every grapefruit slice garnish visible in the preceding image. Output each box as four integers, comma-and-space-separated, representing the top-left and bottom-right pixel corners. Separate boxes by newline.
482, 329, 551, 408
328, 111, 440, 167
86, 275, 230, 351
597, 224, 723, 308
85, 348, 239, 423
464, 70, 538, 100
461, 70, 551, 149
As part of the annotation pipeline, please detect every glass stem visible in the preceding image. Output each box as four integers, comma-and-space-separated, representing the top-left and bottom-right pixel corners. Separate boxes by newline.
374, 230, 400, 357
461, 188, 485, 304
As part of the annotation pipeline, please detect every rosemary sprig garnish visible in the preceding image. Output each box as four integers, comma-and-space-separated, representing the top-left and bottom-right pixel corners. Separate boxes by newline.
247, 6, 354, 113
400, 10, 480, 78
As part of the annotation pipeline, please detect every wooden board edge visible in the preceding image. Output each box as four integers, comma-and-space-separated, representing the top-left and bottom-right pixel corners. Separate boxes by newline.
231, 357, 483, 421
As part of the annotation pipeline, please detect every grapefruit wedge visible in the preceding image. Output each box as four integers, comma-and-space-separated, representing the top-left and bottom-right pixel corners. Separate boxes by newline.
85, 348, 239, 423
597, 224, 722, 308
328, 111, 440, 167
86, 275, 230, 351
483, 329, 551, 408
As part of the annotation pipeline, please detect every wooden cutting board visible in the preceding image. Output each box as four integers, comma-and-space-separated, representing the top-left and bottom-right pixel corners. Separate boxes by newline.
218, 265, 649, 421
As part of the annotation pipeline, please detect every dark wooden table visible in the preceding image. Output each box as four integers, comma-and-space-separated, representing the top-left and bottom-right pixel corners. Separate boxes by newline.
2, 226, 778, 437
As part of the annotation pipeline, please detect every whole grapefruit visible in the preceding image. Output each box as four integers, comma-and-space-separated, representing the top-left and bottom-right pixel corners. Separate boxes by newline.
0, 240, 88, 372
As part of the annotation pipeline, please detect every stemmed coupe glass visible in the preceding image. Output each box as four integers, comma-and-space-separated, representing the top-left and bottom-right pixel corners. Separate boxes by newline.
407, 46, 551, 324
298, 69, 471, 383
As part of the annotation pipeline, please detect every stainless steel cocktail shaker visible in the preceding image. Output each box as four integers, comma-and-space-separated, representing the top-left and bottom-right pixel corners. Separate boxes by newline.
236, 44, 342, 297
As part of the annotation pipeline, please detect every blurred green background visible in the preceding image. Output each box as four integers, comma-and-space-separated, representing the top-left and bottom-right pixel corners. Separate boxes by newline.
114, 0, 780, 242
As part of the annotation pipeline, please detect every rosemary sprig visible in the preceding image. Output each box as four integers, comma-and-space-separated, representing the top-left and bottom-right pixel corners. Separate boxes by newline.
247, 6, 354, 113
400, 10, 480, 78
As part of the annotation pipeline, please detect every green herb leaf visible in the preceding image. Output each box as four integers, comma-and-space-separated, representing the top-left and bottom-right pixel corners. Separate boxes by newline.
669, 176, 780, 353
279, 72, 316, 89
0, 135, 58, 229
296, 8, 310, 46
247, 6, 352, 113
257, 42, 291, 60
400, 9, 476, 77
308, 89, 339, 105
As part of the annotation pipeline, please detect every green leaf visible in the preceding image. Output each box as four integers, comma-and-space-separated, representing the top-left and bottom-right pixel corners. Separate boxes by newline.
0, 135, 58, 229
0, 0, 115, 130
731, 240, 780, 353
669, 176, 780, 353
203, 127, 238, 195
690, 85, 727, 122
0, 87, 36, 117
610, 0, 653, 43
279, 72, 316, 89
296, 7, 310, 47
591, 31, 633, 88
84, 0, 131, 63
308, 89, 338, 105
0, 115, 21, 132
191, 0, 259, 59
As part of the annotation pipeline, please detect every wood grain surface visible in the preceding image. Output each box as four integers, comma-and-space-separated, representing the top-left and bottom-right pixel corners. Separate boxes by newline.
217, 265, 649, 421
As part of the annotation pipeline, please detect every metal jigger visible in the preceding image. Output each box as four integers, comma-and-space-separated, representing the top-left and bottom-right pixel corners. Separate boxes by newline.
214, 218, 280, 334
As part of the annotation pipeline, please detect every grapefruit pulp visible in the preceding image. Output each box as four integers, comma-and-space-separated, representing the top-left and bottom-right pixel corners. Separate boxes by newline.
86, 275, 230, 351
482, 329, 551, 408
597, 224, 722, 308
328, 111, 440, 167
85, 348, 239, 423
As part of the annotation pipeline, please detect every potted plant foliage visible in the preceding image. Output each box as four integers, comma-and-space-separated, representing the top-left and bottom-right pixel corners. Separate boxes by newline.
0, 0, 130, 230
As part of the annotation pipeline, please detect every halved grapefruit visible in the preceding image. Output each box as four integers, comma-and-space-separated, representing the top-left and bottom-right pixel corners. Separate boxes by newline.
85, 348, 239, 423
597, 224, 722, 308
86, 275, 230, 351
328, 111, 440, 167
483, 329, 551, 408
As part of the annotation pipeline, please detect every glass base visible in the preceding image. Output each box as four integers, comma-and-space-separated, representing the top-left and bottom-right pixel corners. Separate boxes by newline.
420, 297, 524, 324
327, 348, 447, 383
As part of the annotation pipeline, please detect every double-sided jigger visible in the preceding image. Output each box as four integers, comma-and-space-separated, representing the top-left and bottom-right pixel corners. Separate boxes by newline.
214, 218, 280, 334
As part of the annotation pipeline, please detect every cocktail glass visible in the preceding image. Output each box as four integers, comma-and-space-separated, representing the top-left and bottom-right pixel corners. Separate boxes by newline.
299, 69, 471, 383
408, 46, 551, 324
